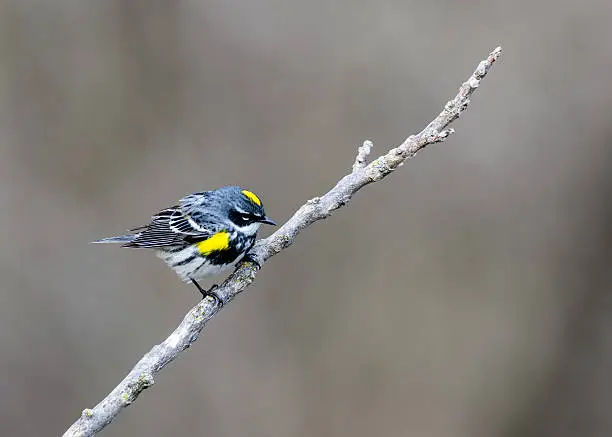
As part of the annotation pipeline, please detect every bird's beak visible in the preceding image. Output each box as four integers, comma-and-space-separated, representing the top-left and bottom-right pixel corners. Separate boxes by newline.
259, 216, 277, 226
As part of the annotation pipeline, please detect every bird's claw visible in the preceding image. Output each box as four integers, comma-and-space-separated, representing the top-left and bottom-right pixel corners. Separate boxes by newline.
190, 279, 223, 307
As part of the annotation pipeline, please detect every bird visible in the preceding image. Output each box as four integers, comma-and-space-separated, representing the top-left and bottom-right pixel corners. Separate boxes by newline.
93, 186, 276, 299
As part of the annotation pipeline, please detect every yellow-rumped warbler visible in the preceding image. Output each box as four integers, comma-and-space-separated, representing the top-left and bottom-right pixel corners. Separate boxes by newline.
93, 186, 276, 298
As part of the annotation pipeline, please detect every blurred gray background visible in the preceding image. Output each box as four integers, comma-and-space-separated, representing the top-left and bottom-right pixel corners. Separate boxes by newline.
2, 1, 612, 436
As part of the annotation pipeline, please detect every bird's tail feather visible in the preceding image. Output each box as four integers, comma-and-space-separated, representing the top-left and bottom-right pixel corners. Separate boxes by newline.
91, 234, 137, 244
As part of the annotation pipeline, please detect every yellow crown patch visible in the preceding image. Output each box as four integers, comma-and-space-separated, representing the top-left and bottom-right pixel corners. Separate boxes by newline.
241, 190, 262, 206
196, 232, 230, 255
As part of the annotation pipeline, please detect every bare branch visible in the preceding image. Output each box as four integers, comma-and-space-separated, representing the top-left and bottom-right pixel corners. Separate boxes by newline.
353, 140, 373, 172
62, 46, 502, 437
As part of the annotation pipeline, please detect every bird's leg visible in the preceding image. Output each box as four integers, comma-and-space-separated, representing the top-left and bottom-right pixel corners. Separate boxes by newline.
190, 278, 223, 307
190, 278, 207, 298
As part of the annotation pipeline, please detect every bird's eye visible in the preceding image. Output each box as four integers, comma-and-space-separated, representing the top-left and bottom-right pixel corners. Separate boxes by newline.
240, 215, 251, 222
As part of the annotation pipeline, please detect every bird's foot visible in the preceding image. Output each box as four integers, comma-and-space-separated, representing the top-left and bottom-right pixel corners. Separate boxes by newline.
190, 279, 223, 307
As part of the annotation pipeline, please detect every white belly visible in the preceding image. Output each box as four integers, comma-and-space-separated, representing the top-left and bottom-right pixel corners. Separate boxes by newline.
156, 247, 245, 282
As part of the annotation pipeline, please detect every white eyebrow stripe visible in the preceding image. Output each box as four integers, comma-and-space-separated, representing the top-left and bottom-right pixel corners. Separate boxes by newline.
235, 207, 249, 214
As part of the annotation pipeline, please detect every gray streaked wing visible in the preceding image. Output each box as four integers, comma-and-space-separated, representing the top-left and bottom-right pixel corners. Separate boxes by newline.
168, 209, 209, 235
179, 191, 213, 210
123, 206, 212, 248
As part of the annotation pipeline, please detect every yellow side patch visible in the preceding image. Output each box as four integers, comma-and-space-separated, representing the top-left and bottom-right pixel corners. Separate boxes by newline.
196, 232, 230, 255
241, 189, 262, 206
